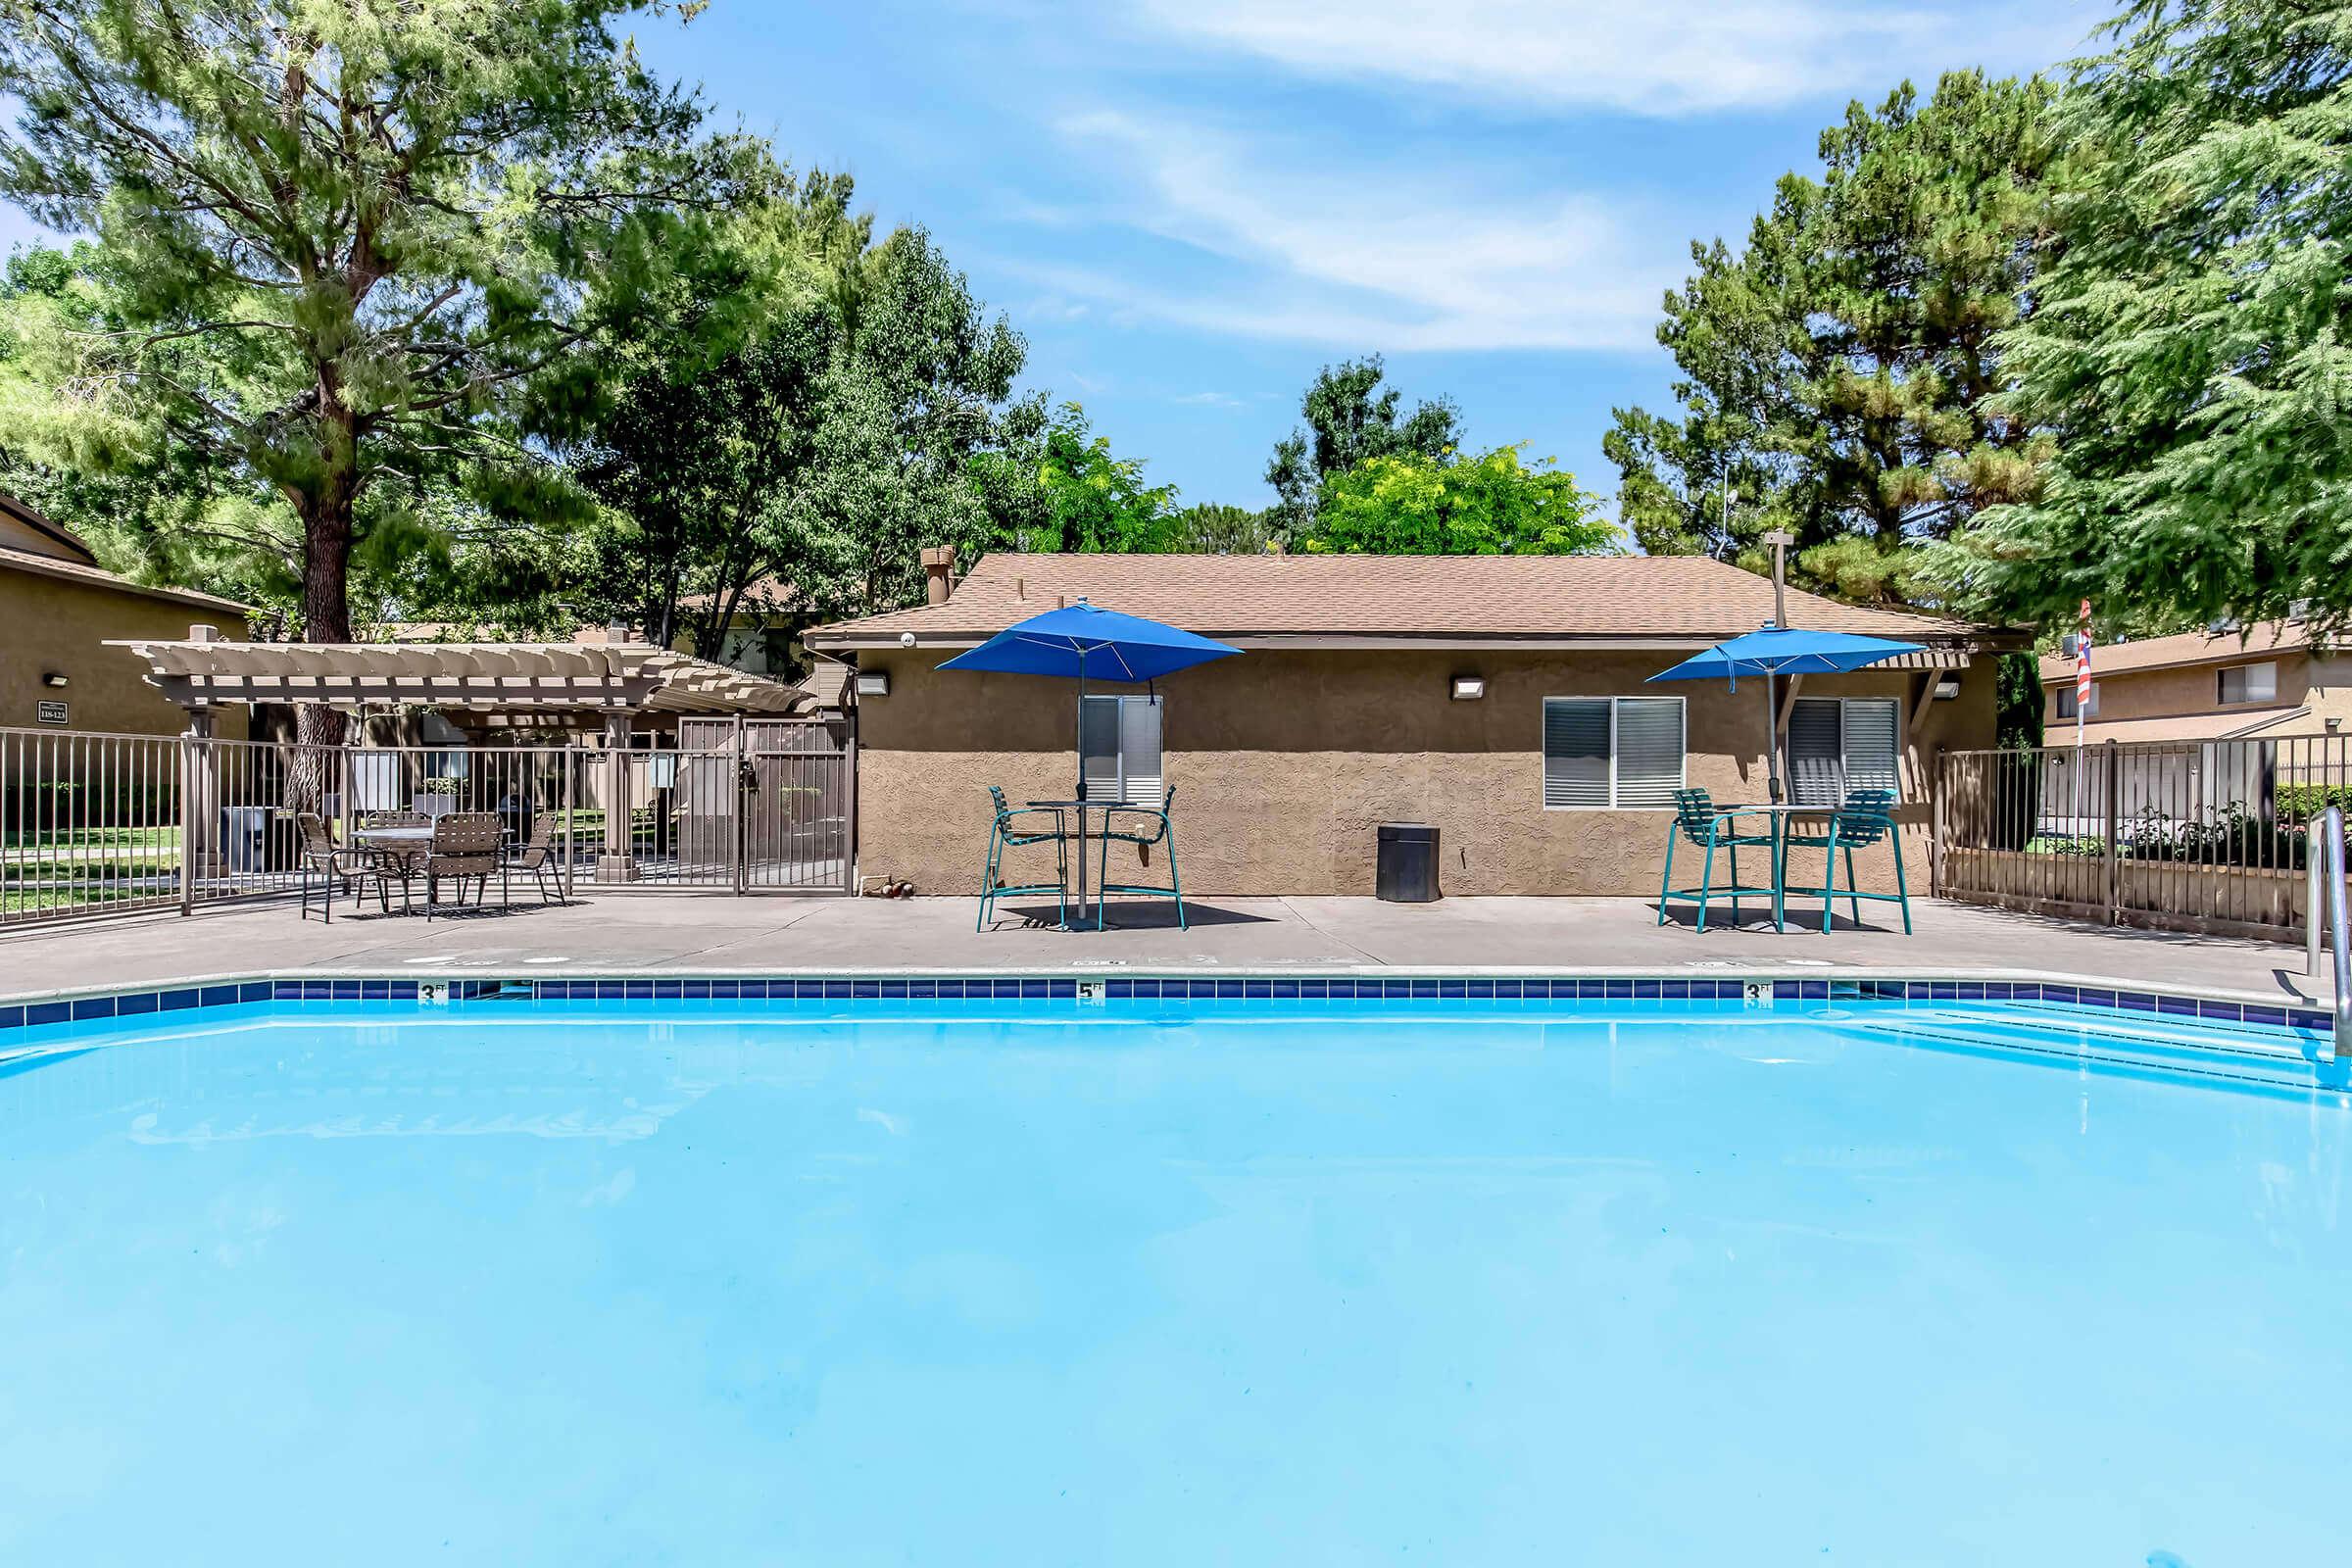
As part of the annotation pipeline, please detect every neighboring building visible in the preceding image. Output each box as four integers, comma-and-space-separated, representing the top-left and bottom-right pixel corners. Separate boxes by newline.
674, 575, 804, 678
810, 552, 2021, 898
1, 493, 251, 750
2040, 619, 2349, 742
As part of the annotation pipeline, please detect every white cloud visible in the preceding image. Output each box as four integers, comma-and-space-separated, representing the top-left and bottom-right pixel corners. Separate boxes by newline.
1172, 391, 1245, 408
1127, 0, 2085, 116
1037, 111, 1678, 352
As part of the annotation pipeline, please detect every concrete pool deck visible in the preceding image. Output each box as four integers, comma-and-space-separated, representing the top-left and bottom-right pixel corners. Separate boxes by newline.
0, 892, 2331, 1009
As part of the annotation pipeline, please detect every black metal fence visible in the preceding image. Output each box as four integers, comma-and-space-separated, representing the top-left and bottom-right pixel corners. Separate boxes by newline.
0, 721, 855, 925
1937, 735, 2352, 940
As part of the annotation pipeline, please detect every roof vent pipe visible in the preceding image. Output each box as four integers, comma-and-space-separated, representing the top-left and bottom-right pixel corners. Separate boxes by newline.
921, 546, 956, 606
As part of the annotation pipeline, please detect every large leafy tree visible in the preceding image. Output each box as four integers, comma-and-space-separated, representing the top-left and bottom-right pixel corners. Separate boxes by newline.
577, 212, 1031, 643
1264, 354, 1459, 540
973, 400, 1182, 555
1, 243, 585, 634
791, 225, 1031, 620
1607, 71, 2059, 603
570, 173, 854, 658
0, 0, 763, 737
1302, 445, 1619, 556
1943, 0, 2352, 631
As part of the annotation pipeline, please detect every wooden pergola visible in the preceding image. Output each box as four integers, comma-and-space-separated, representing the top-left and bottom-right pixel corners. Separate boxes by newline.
109, 634, 808, 721
110, 629, 811, 883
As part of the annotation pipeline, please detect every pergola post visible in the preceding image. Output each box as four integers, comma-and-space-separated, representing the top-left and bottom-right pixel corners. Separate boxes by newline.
177, 705, 217, 915
598, 709, 636, 882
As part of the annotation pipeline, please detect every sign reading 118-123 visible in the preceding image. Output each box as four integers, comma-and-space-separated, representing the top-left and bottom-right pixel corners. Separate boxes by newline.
35, 700, 68, 725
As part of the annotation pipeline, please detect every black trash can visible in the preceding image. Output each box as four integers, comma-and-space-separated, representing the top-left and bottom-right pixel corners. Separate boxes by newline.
1376, 822, 1440, 902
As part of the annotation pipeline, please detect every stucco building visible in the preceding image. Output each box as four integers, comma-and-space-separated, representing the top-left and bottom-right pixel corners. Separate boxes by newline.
1, 494, 250, 758
2041, 619, 2352, 743
811, 552, 2020, 899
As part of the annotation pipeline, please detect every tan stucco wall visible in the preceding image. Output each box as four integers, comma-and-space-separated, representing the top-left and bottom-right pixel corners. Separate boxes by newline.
1, 568, 248, 766
2047, 652, 2320, 731
852, 648, 1996, 898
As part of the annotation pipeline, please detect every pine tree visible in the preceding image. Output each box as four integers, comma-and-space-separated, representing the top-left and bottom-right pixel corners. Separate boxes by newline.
1942, 0, 2352, 631
1608, 71, 2059, 603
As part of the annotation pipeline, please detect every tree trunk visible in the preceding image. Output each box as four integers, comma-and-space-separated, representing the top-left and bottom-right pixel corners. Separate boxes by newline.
289, 472, 356, 812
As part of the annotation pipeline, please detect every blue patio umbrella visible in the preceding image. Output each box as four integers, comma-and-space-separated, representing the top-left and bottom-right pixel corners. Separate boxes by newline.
939, 599, 1242, 796
1647, 622, 1925, 803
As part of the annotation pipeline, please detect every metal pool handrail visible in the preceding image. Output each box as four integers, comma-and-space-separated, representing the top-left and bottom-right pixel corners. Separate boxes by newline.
2306, 806, 2350, 1063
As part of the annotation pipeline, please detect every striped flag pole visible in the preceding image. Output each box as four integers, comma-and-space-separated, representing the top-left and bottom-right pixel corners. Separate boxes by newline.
2076, 599, 2092, 835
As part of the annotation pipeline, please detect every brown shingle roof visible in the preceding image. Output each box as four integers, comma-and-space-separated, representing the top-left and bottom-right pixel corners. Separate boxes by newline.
808, 552, 2002, 646
2038, 620, 2313, 683
1, 542, 250, 616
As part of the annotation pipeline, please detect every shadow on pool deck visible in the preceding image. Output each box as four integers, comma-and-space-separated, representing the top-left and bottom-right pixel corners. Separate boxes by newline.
0, 893, 2330, 1006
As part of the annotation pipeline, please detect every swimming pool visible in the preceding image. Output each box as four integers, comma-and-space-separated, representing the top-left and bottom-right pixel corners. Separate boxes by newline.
3, 988, 2345, 1564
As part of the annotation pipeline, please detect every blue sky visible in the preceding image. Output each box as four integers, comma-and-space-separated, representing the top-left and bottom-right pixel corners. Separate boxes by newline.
3, 0, 2102, 515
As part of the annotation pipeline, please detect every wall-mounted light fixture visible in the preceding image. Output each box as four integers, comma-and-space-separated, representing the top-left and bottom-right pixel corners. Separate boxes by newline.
41, 671, 70, 688
1450, 675, 1486, 702
1932, 676, 1962, 700
856, 670, 890, 698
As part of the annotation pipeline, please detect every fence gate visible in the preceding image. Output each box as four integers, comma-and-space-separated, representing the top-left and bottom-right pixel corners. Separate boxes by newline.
662, 718, 855, 892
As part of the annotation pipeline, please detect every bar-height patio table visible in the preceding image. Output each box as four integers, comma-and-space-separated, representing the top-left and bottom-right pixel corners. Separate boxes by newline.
1024, 798, 1100, 925
1706, 802, 1833, 930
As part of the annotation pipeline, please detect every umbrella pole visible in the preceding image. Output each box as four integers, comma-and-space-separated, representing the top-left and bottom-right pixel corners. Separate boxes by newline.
1075, 655, 1089, 925
1765, 667, 1785, 804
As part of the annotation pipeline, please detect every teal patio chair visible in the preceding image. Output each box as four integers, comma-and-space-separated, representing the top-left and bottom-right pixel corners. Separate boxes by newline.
1095, 787, 1184, 931
1659, 788, 1780, 932
978, 786, 1068, 931
1782, 788, 1912, 934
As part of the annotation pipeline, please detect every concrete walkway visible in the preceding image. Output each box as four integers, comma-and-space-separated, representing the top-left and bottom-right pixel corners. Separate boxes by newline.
0, 891, 2329, 1007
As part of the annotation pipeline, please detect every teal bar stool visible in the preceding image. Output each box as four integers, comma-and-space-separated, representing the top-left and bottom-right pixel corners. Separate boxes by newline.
1658, 788, 1781, 932
978, 786, 1068, 930
1783, 788, 1912, 934
1095, 787, 1184, 931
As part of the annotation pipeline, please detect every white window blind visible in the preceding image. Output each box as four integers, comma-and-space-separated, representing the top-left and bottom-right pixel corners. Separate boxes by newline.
1843, 698, 1899, 796
1614, 699, 1686, 808
1788, 697, 1902, 806
1079, 695, 1163, 805
2218, 662, 2277, 705
1543, 699, 1611, 808
1543, 697, 1685, 808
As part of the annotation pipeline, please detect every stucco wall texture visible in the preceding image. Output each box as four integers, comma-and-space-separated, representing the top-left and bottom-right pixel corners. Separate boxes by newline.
854, 649, 1996, 899
1, 572, 249, 753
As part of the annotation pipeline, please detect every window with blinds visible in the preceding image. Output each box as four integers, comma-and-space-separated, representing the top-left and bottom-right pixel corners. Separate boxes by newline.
1079, 695, 1164, 806
1542, 697, 1685, 808
1788, 697, 1901, 806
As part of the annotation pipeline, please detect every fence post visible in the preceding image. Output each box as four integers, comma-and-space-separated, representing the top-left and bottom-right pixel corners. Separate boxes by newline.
843, 724, 858, 896
2102, 738, 2121, 926
562, 743, 576, 901
1930, 746, 1946, 899
731, 712, 747, 897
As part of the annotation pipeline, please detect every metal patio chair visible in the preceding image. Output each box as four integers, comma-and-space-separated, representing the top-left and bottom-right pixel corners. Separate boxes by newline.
503, 816, 564, 906
1657, 788, 1780, 932
978, 786, 1069, 930
296, 810, 391, 921
1095, 786, 1184, 932
423, 811, 506, 918
1782, 788, 1912, 934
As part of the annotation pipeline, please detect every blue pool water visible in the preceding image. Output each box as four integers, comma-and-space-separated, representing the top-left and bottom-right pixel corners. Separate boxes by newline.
2, 995, 2346, 1565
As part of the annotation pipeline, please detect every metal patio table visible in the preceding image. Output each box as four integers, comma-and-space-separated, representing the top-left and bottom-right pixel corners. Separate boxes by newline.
351, 824, 433, 913
1710, 804, 1835, 931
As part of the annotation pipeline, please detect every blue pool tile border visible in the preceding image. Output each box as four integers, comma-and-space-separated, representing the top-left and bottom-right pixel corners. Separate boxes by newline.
0, 970, 2334, 1045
